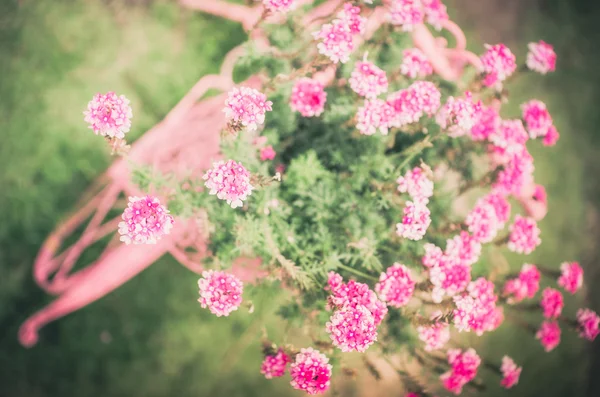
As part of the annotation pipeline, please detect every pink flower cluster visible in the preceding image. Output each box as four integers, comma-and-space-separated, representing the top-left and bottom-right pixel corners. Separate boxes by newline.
203, 160, 254, 208
558, 261, 584, 294
527, 40, 557, 75
313, 3, 365, 63
440, 348, 481, 395
492, 148, 535, 196
445, 231, 483, 266
417, 319, 450, 351
327, 272, 388, 325
396, 200, 432, 240
470, 105, 500, 141
490, 119, 529, 155
326, 305, 377, 352
197, 270, 244, 317
349, 59, 389, 98
396, 166, 434, 203
479, 44, 517, 87
261, 349, 291, 379
290, 78, 327, 117
260, 145, 276, 161
388, 0, 424, 31
540, 287, 564, 319
453, 277, 502, 335
576, 308, 600, 341
118, 195, 174, 245
290, 348, 332, 395
84, 92, 133, 139
387, 81, 441, 126
543, 125, 560, 146
465, 195, 509, 244
500, 356, 522, 389
262, 0, 296, 13
503, 264, 541, 303
375, 263, 416, 307
400, 48, 433, 79
508, 215, 542, 254
422, 0, 449, 30
536, 320, 561, 352
436, 92, 482, 137
356, 99, 396, 135
224, 86, 273, 131
521, 100, 553, 139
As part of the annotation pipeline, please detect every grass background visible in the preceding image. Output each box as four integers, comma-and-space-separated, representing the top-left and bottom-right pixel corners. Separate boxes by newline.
1, 0, 599, 396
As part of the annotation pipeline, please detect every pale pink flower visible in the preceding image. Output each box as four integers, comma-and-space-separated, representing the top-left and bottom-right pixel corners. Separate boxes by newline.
440, 348, 481, 395
465, 201, 501, 243
481, 192, 511, 225
290, 347, 332, 395
508, 215, 541, 254
84, 92, 133, 139
558, 262, 584, 294
388, 0, 424, 31
197, 270, 244, 317
261, 349, 291, 379
541, 287, 564, 319
422, 242, 444, 268
290, 78, 327, 117
480, 44, 517, 87
422, 0, 449, 30
500, 356, 522, 389
314, 6, 365, 64
326, 305, 377, 352
453, 278, 499, 335
543, 125, 560, 146
262, 0, 296, 12
503, 264, 541, 303
417, 320, 450, 351
396, 200, 432, 241
357, 99, 396, 135
327, 273, 388, 325
118, 195, 174, 245
410, 80, 442, 116
521, 100, 553, 139
400, 48, 434, 79
436, 92, 482, 137
490, 119, 529, 155
527, 40, 557, 74
349, 59, 389, 98
536, 320, 561, 352
471, 105, 500, 141
375, 263, 416, 307
445, 231, 482, 266
224, 86, 273, 131
429, 258, 471, 303
338, 3, 366, 35
260, 145, 276, 161
396, 166, 434, 203
203, 160, 254, 208
576, 308, 600, 341
493, 149, 535, 196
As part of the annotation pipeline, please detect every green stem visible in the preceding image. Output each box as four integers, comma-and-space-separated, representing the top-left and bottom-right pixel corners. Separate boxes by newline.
336, 263, 378, 281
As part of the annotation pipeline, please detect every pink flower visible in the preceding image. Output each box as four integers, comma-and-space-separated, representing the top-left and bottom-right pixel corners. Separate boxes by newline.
224, 87, 273, 131
338, 3, 366, 35
422, 0, 449, 31
532, 184, 548, 204
262, 0, 296, 12
357, 99, 396, 135
503, 264, 541, 303
197, 270, 244, 317
508, 215, 541, 254
527, 40, 557, 74
290, 78, 327, 117
541, 287, 564, 319
118, 195, 174, 245
465, 201, 501, 243
400, 48, 434, 79
261, 349, 291, 379
375, 263, 416, 307
410, 80, 442, 116
471, 105, 500, 141
417, 320, 450, 351
84, 92, 133, 139
326, 305, 377, 352
203, 160, 254, 208
313, 5, 365, 64
260, 145, 276, 161
543, 125, 560, 146
521, 100, 553, 139
536, 320, 561, 352
327, 272, 388, 325
388, 0, 424, 31
479, 44, 517, 87
481, 192, 511, 225
396, 200, 432, 241
396, 166, 434, 203
429, 258, 471, 303
557, 262, 584, 294
576, 308, 600, 341
490, 119, 529, 155
492, 149, 535, 196
440, 348, 481, 395
436, 92, 482, 137
500, 356, 522, 389
422, 243, 444, 268
349, 59, 389, 98
445, 231, 482, 266
290, 348, 332, 395
453, 277, 499, 335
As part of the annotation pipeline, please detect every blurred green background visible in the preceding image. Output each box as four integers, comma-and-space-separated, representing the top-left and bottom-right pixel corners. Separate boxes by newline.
1, 0, 599, 396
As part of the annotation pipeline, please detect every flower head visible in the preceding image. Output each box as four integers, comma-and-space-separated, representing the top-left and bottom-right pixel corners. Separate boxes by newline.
576, 308, 600, 341
508, 215, 542, 255
338, 3, 366, 35
400, 48, 434, 79
503, 264, 541, 303
224, 87, 273, 131
118, 195, 174, 245
465, 201, 501, 244
536, 320, 561, 352
396, 200, 432, 241
521, 100, 554, 139
349, 59, 389, 98
375, 263, 416, 307
541, 287, 564, 319
543, 125, 560, 146
326, 305, 377, 352
260, 145, 276, 161
198, 270, 244, 317
396, 166, 434, 203
84, 92, 133, 139
453, 277, 499, 335
471, 105, 500, 141
387, 81, 441, 127
480, 44, 517, 87
203, 160, 254, 208
262, 0, 296, 12
388, 0, 424, 31
490, 119, 529, 155
357, 99, 396, 135
440, 348, 481, 395
445, 231, 482, 266
527, 40, 557, 74
481, 192, 512, 225
290, 348, 332, 395
436, 92, 482, 137
558, 262, 584, 294
429, 258, 471, 303
422, 0, 449, 30
417, 320, 450, 351
492, 149, 535, 196
327, 272, 388, 325
290, 78, 327, 117
313, 6, 365, 64
500, 356, 522, 389
261, 349, 291, 379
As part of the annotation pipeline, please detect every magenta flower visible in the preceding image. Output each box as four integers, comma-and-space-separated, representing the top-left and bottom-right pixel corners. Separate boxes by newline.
197, 270, 244, 317
338, 3, 366, 35
396, 166, 434, 203
500, 356, 522, 389
471, 105, 500, 141
576, 308, 600, 341
536, 320, 561, 352
417, 320, 450, 351
326, 305, 377, 352
388, 0, 424, 31
387, 81, 441, 127
327, 272, 388, 325
396, 200, 432, 241
479, 44, 517, 87
261, 349, 291, 379
453, 277, 499, 335
540, 287, 564, 319
224, 86, 273, 131
375, 263, 416, 308
508, 215, 542, 255
436, 92, 482, 137
400, 48, 434, 79
490, 119, 529, 155
84, 92, 132, 139
313, 5, 365, 64
465, 201, 501, 243
527, 40, 557, 74
262, 0, 296, 13
445, 231, 482, 266
440, 348, 481, 395
349, 59, 389, 98
289, 347, 332, 395
481, 192, 512, 225
543, 125, 560, 146
492, 149, 535, 196
203, 160, 254, 209
118, 195, 174, 245
422, 0, 449, 31
521, 100, 554, 139
260, 145, 276, 161
558, 261, 584, 294
357, 98, 396, 135
503, 264, 541, 303
290, 78, 327, 117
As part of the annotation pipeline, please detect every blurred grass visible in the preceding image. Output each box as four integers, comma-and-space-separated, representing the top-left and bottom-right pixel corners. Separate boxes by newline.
1, 0, 600, 396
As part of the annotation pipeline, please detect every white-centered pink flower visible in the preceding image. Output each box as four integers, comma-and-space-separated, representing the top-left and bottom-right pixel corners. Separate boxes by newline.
396, 200, 431, 241
453, 277, 499, 335
521, 100, 554, 139
118, 195, 174, 245
417, 320, 450, 351
527, 40, 557, 74
349, 58, 389, 98
313, 4, 365, 64
326, 305, 377, 352
429, 258, 472, 303
290, 347, 332, 395
480, 43, 517, 87
357, 98, 396, 135
400, 48, 434, 79
290, 78, 327, 117
465, 201, 502, 244
84, 92, 133, 139
224, 86, 273, 131
203, 160, 254, 209
490, 119, 529, 155
436, 92, 482, 137
396, 166, 434, 203
558, 261, 584, 294
500, 356, 522, 389
198, 270, 244, 317
422, 0, 449, 31
327, 272, 388, 325
508, 215, 541, 255
375, 263, 416, 307
388, 0, 424, 31
445, 231, 482, 266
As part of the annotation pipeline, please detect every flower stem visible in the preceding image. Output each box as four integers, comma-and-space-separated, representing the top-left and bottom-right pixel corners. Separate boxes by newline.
336, 263, 378, 281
